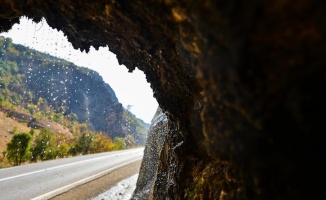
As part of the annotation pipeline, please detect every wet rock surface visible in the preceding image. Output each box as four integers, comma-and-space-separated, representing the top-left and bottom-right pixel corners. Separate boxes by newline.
131, 107, 168, 200
1, 1, 326, 199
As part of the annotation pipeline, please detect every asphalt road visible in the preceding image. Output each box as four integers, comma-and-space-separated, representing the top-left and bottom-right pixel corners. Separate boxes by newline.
0, 148, 144, 200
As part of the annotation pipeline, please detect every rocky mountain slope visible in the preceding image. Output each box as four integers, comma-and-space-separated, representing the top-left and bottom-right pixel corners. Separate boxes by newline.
0, 36, 149, 145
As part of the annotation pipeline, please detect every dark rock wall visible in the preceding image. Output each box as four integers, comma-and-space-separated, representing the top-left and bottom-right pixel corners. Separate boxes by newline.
193, 2, 326, 199
132, 107, 168, 199
1, 1, 325, 199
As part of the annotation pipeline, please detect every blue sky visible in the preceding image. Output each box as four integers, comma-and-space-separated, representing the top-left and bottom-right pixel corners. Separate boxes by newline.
0, 17, 158, 123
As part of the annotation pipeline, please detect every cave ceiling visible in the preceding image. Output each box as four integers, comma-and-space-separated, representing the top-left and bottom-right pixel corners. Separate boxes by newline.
1, 1, 325, 199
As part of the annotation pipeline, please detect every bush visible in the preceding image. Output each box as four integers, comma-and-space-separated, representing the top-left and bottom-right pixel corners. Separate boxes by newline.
30, 129, 56, 161
3, 132, 32, 166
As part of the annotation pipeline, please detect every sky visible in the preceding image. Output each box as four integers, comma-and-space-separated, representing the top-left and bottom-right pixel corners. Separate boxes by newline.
0, 17, 158, 124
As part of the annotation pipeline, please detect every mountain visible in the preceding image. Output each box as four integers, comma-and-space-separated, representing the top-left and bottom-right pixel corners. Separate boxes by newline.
0, 36, 149, 145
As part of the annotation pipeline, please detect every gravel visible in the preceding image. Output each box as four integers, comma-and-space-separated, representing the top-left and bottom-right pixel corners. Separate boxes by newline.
50, 161, 141, 200
92, 174, 139, 200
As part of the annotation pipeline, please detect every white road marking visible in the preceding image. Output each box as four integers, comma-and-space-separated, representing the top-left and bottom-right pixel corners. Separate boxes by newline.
0, 152, 131, 182
31, 158, 141, 200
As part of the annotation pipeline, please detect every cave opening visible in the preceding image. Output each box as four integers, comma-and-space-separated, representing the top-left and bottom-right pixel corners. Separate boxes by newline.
1, 16, 158, 124
0, 16, 157, 160
1, 1, 324, 199
0, 15, 156, 199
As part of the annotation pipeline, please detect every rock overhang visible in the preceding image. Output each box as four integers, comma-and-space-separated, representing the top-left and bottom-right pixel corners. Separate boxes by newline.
1, 1, 325, 199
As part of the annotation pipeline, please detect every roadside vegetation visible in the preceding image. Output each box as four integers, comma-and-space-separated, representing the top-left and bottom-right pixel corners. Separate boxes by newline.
2, 128, 126, 167
0, 97, 130, 168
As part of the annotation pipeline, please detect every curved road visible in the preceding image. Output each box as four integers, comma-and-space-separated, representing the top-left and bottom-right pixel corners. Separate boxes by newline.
0, 148, 144, 200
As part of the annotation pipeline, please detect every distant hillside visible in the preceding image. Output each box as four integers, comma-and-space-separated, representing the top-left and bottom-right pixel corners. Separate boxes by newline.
0, 110, 32, 154
0, 36, 149, 145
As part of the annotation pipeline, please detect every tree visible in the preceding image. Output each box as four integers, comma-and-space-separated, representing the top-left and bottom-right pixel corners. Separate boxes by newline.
113, 137, 126, 150
75, 131, 95, 155
92, 133, 115, 153
55, 134, 70, 158
30, 129, 57, 161
3, 132, 32, 166
56, 143, 69, 158
2, 37, 13, 50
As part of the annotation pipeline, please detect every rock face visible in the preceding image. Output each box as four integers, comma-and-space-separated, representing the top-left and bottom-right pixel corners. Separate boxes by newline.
132, 107, 167, 199
1, 1, 325, 199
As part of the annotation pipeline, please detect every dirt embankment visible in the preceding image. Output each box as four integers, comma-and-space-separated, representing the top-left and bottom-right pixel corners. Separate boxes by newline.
0, 110, 32, 154
0, 107, 72, 155
0, 107, 72, 134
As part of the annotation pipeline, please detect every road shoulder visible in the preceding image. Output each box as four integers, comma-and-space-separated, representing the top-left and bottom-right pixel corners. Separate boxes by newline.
50, 160, 141, 200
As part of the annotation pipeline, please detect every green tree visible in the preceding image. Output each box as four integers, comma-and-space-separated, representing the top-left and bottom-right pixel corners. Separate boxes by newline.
3, 132, 32, 166
30, 129, 57, 161
27, 103, 36, 115
55, 134, 70, 158
2, 37, 13, 50
113, 137, 126, 150
75, 131, 95, 155
57, 143, 69, 158
68, 144, 78, 156
91, 133, 115, 153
